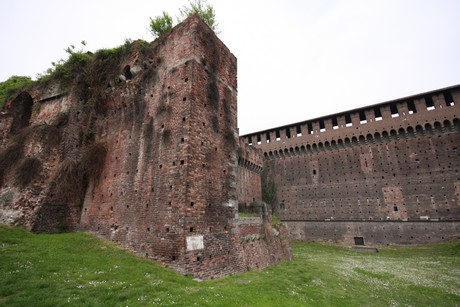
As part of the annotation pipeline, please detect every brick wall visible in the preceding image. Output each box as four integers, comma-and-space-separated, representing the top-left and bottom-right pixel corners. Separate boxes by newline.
243, 86, 460, 244
0, 15, 291, 279
237, 140, 263, 205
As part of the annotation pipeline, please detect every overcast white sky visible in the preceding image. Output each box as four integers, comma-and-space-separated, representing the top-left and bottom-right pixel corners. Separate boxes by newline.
1, 0, 459, 134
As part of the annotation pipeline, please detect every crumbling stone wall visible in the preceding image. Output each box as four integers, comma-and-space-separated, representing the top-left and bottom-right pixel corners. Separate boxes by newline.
0, 15, 291, 279
242, 86, 460, 245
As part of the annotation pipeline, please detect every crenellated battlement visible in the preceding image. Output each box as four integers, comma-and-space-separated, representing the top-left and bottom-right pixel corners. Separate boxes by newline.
239, 84, 460, 246
241, 85, 460, 158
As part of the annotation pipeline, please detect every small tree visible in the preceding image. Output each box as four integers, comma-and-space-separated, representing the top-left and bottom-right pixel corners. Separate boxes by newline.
149, 0, 220, 39
179, 0, 219, 33
149, 11, 173, 38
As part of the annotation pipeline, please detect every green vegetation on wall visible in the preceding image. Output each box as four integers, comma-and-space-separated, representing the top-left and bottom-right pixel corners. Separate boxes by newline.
0, 76, 33, 109
149, 0, 220, 38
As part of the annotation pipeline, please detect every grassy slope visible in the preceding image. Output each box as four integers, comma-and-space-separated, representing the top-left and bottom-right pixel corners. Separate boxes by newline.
0, 225, 459, 306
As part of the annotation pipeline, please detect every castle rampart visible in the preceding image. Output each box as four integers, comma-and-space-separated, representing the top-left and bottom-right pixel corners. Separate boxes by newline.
242, 85, 460, 245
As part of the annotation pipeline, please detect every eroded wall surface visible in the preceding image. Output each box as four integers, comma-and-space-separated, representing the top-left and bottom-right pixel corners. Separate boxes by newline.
0, 15, 291, 279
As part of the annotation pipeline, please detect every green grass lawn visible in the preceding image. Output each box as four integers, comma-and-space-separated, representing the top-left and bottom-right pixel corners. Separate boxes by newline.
1, 225, 459, 306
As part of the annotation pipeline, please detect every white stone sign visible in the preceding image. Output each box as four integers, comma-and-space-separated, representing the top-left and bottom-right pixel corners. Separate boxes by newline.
186, 235, 204, 251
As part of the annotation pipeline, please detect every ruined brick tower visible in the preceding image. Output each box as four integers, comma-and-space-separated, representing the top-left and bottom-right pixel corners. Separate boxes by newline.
0, 15, 291, 279
78, 15, 241, 277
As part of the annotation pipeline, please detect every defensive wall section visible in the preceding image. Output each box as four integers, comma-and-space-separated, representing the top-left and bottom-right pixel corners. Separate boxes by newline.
0, 15, 291, 279
241, 85, 460, 245
237, 139, 263, 207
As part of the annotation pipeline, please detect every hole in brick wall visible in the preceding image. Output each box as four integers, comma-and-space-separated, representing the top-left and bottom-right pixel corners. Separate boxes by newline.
209, 226, 212, 231
172, 256, 176, 260
190, 227, 194, 232
146, 203, 149, 208
180, 160, 185, 165
394, 205, 399, 211
313, 169, 317, 175
184, 77, 188, 82
183, 117, 186, 122
110, 206, 113, 211
181, 138, 185, 142
147, 227, 150, 232
166, 227, 170, 232
190, 202, 194, 207
160, 164, 163, 169
173, 161, 176, 166
126, 205, 129, 209
170, 185, 173, 190
196, 256, 201, 262
169, 201, 172, 206
183, 97, 187, 101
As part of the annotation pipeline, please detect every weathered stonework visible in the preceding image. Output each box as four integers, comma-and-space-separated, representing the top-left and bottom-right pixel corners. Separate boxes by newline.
0, 15, 291, 279
242, 86, 460, 245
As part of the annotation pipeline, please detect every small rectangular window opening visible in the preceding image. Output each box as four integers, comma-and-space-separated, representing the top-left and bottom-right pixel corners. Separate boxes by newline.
266, 132, 271, 143
275, 130, 281, 141
354, 237, 365, 246
332, 117, 339, 130
248, 136, 253, 145
345, 114, 352, 127
257, 134, 261, 145
285, 127, 291, 139
359, 110, 367, 124
407, 100, 417, 114
374, 107, 382, 121
296, 125, 302, 137
390, 103, 399, 118
444, 91, 455, 106
319, 120, 326, 132
307, 122, 313, 135
425, 95, 435, 110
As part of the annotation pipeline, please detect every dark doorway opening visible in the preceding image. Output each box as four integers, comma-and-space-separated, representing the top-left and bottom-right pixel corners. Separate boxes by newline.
354, 237, 365, 246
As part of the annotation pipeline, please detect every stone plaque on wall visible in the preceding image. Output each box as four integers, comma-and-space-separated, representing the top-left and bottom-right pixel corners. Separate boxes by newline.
186, 235, 204, 251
